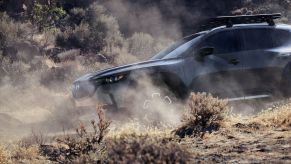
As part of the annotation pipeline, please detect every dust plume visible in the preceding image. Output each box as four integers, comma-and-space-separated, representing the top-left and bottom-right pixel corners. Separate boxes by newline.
0, 57, 101, 140
102, 0, 182, 39
110, 72, 184, 127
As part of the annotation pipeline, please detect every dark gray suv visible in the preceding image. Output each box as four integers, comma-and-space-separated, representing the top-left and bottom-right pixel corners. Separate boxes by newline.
72, 14, 291, 108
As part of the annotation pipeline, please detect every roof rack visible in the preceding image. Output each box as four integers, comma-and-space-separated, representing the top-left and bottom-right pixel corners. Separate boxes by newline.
200, 13, 282, 31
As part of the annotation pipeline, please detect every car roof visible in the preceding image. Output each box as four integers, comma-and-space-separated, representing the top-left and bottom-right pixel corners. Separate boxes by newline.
184, 23, 291, 41
207, 23, 291, 33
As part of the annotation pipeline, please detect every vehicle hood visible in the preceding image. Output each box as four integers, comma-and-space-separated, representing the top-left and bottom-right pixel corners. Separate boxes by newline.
76, 59, 182, 81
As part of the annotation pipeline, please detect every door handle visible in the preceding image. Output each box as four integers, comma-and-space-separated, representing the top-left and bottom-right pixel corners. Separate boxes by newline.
229, 59, 239, 65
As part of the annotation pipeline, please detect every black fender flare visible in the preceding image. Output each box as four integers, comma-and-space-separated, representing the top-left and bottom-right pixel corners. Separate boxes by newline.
282, 63, 291, 77
153, 72, 189, 100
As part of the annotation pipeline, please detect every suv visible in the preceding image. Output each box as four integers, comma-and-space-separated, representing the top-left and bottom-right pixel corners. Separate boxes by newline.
72, 14, 291, 109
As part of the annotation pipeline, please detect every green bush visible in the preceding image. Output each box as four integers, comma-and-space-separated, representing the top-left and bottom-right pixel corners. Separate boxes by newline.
30, 2, 66, 32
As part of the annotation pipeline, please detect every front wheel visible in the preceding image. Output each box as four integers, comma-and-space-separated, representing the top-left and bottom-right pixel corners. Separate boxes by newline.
140, 92, 183, 126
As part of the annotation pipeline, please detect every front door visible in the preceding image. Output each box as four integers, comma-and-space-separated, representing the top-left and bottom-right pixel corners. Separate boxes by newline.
185, 29, 245, 98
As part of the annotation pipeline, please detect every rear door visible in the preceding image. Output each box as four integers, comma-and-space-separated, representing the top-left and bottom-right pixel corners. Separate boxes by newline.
239, 28, 291, 95
189, 29, 245, 98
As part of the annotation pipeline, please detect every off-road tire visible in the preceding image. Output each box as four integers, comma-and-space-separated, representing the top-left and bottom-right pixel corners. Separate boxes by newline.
281, 64, 291, 97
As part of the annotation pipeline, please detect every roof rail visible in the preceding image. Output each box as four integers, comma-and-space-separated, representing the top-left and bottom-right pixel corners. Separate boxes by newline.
200, 13, 282, 31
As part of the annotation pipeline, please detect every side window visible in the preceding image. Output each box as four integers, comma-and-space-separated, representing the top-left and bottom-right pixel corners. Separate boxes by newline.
200, 30, 239, 54
241, 28, 278, 51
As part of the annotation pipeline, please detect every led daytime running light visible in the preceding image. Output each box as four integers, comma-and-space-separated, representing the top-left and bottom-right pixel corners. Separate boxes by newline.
105, 75, 125, 83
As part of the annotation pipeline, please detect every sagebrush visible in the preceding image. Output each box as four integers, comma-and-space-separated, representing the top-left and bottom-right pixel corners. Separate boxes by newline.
174, 93, 229, 138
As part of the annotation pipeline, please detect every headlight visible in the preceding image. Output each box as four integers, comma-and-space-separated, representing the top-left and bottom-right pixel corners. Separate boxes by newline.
72, 81, 96, 99
105, 74, 126, 83
91, 74, 127, 85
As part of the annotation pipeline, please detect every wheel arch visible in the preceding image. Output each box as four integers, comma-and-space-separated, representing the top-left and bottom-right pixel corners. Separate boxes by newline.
280, 62, 291, 97
152, 71, 189, 100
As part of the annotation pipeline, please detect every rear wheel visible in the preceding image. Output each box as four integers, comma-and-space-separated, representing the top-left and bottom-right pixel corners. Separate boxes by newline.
281, 65, 291, 97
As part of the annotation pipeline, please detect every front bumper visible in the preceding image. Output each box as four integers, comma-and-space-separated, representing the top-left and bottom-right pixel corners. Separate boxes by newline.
72, 79, 132, 107
72, 81, 96, 99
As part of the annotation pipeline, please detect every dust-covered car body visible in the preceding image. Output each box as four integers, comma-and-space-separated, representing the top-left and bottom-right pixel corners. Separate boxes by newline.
73, 14, 291, 108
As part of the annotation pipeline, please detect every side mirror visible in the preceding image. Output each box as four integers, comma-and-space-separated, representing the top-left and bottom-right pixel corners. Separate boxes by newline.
196, 47, 214, 61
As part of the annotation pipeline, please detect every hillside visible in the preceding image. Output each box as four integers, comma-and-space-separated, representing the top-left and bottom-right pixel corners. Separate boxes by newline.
0, 0, 290, 163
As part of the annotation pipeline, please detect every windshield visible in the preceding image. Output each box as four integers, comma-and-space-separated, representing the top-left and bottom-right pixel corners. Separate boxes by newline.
151, 34, 204, 60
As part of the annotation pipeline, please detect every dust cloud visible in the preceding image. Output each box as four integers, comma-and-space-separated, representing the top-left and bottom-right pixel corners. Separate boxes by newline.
102, 0, 182, 39
0, 58, 184, 141
0, 64, 77, 140
107, 72, 184, 127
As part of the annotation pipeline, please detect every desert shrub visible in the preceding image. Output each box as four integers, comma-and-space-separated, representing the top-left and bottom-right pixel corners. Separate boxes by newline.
107, 134, 191, 163
0, 146, 8, 164
56, 23, 99, 52
18, 130, 48, 149
40, 105, 110, 163
250, 101, 291, 128
128, 32, 155, 59
58, 0, 97, 10
67, 8, 86, 26
86, 3, 124, 52
0, 13, 31, 51
174, 93, 229, 138
56, 3, 123, 55
4, 143, 49, 163
0, 60, 30, 83
0, 12, 40, 68
10, 146, 40, 162
113, 48, 139, 65
127, 32, 173, 60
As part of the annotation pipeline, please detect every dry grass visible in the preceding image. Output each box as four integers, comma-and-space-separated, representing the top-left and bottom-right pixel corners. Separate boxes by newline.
10, 146, 40, 162
0, 143, 49, 164
107, 134, 191, 163
18, 130, 48, 149
38, 102, 191, 163
174, 93, 229, 138
40, 105, 110, 163
250, 101, 291, 128
0, 93, 291, 163
108, 119, 173, 139
0, 146, 8, 164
